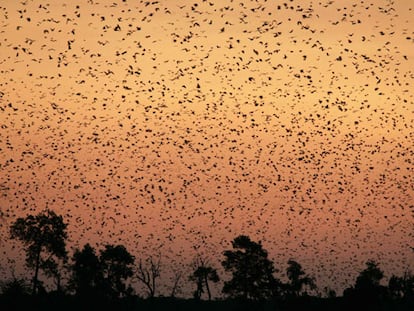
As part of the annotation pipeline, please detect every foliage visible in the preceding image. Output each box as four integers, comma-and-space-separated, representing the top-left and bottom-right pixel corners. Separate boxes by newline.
355, 260, 384, 290
9, 209, 67, 295
69, 243, 103, 297
100, 244, 135, 298
0, 277, 31, 297
221, 235, 280, 300
5, 211, 414, 310
343, 260, 389, 308
41, 257, 65, 292
189, 256, 219, 300
286, 259, 316, 297
388, 271, 414, 300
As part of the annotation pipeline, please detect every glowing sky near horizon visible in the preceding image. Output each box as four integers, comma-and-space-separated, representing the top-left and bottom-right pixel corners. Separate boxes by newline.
0, 0, 413, 297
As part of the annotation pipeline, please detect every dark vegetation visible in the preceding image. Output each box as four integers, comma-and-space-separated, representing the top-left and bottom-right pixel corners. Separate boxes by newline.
1, 210, 413, 310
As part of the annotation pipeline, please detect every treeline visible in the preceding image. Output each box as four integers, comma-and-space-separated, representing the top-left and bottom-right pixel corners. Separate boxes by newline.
1, 210, 413, 311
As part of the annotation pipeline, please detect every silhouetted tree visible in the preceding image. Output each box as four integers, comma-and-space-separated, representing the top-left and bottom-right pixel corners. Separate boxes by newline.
136, 254, 161, 298
0, 184, 8, 227
189, 256, 219, 301
388, 271, 414, 300
69, 243, 103, 297
169, 269, 183, 298
355, 260, 384, 289
222, 235, 280, 300
344, 260, 387, 307
389, 275, 403, 300
0, 277, 31, 310
10, 210, 67, 295
41, 257, 66, 292
100, 244, 134, 298
0, 277, 30, 298
286, 259, 316, 297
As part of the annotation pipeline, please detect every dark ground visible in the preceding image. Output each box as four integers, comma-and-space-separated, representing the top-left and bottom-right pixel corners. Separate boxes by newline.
1, 294, 413, 311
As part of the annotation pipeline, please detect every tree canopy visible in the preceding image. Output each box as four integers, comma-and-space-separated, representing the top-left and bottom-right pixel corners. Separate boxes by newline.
388, 271, 414, 300
285, 259, 316, 297
355, 260, 384, 289
189, 257, 219, 301
70, 243, 103, 297
4, 211, 414, 311
222, 235, 279, 300
100, 244, 135, 298
10, 209, 67, 295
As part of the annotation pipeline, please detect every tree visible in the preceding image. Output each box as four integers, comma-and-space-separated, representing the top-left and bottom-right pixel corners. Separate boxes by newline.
189, 256, 219, 300
355, 260, 384, 290
0, 277, 30, 298
69, 243, 103, 297
222, 235, 279, 300
41, 257, 66, 292
388, 275, 404, 299
344, 260, 387, 307
388, 271, 414, 300
285, 259, 316, 297
0, 277, 31, 310
0, 183, 8, 228
135, 254, 161, 298
169, 269, 183, 298
10, 210, 68, 295
100, 244, 134, 298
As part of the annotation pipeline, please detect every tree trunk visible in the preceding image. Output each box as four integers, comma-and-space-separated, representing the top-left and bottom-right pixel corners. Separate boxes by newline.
56, 273, 61, 292
32, 247, 41, 295
170, 272, 181, 298
205, 275, 211, 300
151, 275, 156, 298
195, 280, 203, 300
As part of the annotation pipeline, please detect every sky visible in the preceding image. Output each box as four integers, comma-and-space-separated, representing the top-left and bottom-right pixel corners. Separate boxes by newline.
0, 0, 413, 298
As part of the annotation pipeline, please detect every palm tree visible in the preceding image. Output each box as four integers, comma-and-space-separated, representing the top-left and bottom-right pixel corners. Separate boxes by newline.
190, 256, 219, 300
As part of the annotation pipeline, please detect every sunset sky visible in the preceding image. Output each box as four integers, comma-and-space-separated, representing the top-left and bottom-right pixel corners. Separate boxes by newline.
0, 0, 413, 297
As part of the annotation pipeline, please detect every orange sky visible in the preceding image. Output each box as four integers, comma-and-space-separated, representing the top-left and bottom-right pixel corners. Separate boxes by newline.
1, 0, 413, 297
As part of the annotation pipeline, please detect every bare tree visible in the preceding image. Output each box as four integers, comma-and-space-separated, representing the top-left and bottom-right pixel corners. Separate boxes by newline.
169, 269, 183, 298
135, 254, 161, 298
